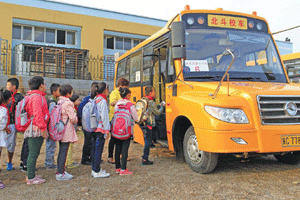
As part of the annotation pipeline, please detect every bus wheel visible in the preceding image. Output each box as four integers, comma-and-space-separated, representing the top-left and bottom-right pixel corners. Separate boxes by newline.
183, 126, 218, 174
274, 151, 300, 165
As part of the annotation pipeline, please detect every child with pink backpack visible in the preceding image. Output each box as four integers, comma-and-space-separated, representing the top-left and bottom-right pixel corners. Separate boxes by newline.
111, 87, 138, 175
55, 84, 78, 180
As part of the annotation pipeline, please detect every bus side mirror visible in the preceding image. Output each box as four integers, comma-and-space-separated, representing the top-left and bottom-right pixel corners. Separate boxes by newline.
171, 21, 186, 59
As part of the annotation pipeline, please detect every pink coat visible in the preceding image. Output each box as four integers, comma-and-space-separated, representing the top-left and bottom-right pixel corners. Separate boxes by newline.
58, 96, 78, 143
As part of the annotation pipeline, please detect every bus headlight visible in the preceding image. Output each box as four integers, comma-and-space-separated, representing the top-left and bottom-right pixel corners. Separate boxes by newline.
204, 106, 249, 124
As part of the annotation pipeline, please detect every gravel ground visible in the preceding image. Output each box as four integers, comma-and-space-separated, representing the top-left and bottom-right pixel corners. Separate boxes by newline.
1, 132, 300, 199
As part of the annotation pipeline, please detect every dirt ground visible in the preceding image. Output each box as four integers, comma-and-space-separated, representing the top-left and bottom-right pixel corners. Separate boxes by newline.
1, 131, 300, 199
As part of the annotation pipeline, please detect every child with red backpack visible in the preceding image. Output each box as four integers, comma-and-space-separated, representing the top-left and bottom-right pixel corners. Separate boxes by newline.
55, 84, 78, 180
22, 76, 49, 185
111, 88, 138, 175
0, 89, 12, 188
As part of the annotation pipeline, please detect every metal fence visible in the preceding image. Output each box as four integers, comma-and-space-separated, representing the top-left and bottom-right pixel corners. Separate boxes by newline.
0, 39, 115, 81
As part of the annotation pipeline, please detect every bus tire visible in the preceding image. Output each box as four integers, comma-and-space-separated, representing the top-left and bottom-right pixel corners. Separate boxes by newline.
183, 126, 218, 174
274, 151, 300, 165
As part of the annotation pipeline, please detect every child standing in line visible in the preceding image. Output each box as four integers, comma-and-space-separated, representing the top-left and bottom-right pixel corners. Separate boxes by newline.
140, 86, 165, 165
90, 82, 110, 178
25, 76, 49, 185
56, 84, 78, 181
0, 89, 12, 189
112, 88, 138, 175
44, 83, 60, 169
66, 94, 81, 169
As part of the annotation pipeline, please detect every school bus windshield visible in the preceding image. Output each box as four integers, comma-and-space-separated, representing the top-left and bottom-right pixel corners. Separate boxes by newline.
184, 29, 287, 83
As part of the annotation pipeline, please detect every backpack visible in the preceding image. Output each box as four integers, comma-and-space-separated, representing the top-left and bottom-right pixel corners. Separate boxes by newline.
77, 95, 91, 122
47, 99, 57, 114
111, 102, 134, 140
82, 97, 103, 132
48, 101, 69, 141
15, 94, 44, 132
135, 97, 150, 125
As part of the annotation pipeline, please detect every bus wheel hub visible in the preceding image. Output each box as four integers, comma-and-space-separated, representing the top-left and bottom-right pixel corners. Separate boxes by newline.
187, 135, 202, 164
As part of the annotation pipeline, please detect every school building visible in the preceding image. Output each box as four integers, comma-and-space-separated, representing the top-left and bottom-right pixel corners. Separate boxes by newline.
0, 0, 166, 93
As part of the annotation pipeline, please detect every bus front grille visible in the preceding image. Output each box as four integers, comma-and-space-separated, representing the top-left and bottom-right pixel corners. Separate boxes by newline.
257, 95, 300, 125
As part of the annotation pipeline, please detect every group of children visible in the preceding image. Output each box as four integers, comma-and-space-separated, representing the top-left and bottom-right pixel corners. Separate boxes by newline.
0, 76, 165, 187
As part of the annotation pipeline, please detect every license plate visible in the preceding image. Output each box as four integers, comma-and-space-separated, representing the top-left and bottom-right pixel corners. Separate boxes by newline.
281, 135, 300, 147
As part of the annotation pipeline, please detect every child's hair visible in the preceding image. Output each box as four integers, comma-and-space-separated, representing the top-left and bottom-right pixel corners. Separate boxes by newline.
0, 89, 12, 105
145, 86, 153, 96
28, 76, 44, 90
117, 78, 129, 87
7, 78, 19, 90
91, 82, 98, 89
70, 94, 80, 102
91, 82, 108, 99
59, 84, 73, 96
50, 83, 60, 94
119, 87, 131, 98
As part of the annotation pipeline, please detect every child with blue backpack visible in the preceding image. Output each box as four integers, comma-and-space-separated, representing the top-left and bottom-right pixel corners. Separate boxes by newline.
89, 82, 110, 178
55, 84, 78, 180
111, 87, 138, 175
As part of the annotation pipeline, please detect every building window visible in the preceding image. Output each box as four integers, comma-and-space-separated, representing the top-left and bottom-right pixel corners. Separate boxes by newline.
46, 28, 55, 43
67, 31, 76, 45
12, 25, 21, 39
23, 26, 32, 41
116, 37, 123, 50
124, 38, 131, 50
34, 27, 44, 42
104, 35, 143, 51
106, 36, 114, 49
57, 30, 66, 44
12, 24, 77, 46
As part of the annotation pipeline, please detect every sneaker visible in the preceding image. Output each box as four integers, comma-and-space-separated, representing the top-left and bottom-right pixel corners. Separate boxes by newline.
26, 176, 46, 185
46, 165, 57, 169
19, 163, 23, 169
142, 159, 154, 165
7, 163, 13, 171
91, 169, 110, 178
21, 165, 27, 172
120, 169, 133, 175
56, 172, 73, 180
116, 168, 121, 174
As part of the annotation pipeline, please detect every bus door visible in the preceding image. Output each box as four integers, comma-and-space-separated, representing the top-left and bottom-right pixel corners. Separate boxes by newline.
152, 46, 168, 141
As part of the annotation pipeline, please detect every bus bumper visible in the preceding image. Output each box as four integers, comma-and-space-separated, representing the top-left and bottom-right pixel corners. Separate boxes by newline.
194, 127, 300, 153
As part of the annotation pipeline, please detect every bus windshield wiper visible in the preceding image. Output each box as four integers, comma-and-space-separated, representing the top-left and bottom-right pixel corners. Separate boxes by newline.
185, 75, 222, 80
228, 76, 264, 81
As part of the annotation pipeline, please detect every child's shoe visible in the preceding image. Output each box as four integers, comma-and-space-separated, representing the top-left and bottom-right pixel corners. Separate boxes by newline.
142, 159, 153, 165
26, 176, 46, 185
91, 169, 110, 178
120, 169, 133, 175
116, 168, 121, 174
7, 163, 13, 171
0, 181, 5, 189
56, 172, 73, 180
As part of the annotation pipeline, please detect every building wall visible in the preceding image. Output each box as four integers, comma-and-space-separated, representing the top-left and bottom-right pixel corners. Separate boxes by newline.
275, 40, 293, 55
0, 1, 165, 77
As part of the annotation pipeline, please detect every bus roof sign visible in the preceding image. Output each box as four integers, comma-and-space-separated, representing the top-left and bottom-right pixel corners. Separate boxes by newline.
208, 14, 247, 30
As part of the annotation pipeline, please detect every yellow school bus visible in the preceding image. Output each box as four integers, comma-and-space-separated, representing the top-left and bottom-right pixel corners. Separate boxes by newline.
114, 6, 300, 173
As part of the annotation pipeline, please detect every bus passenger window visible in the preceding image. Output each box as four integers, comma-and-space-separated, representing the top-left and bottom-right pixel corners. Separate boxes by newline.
129, 51, 142, 83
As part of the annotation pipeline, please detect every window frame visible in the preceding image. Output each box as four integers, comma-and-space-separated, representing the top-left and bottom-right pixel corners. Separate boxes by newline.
12, 24, 77, 46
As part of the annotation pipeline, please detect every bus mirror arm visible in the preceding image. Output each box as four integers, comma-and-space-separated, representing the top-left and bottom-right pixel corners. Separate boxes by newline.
209, 49, 235, 99
168, 59, 193, 90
